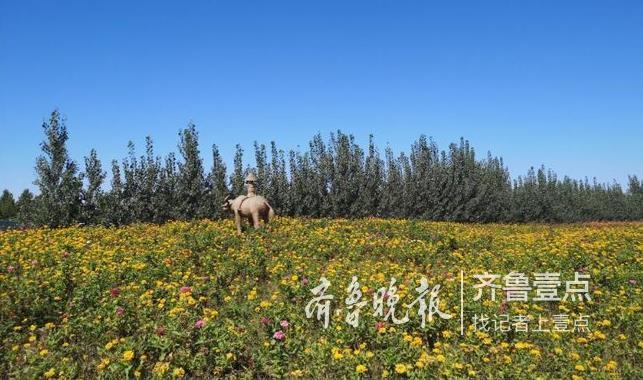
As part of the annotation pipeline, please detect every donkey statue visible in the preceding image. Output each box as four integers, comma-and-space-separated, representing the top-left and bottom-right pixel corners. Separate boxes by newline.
222, 194, 275, 235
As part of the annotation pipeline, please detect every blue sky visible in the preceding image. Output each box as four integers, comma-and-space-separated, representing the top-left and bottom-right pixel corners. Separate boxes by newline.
1, 0, 642, 195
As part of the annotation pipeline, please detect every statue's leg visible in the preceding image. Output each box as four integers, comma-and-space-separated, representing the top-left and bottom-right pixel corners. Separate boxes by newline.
262, 210, 269, 224
252, 211, 260, 229
234, 211, 242, 235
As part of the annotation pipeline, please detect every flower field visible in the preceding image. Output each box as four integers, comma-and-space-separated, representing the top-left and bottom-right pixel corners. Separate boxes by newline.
1, 218, 641, 379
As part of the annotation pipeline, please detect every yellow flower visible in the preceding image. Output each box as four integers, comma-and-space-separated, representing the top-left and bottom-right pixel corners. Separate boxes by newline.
356, 364, 367, 374
575, 364, 585, 371
153, 362, 169, 376
122, 350, 135, 362
97, 358, 110, 370
395, 363, 408, 374
604, 360, 617, 371
44, 368, 56, 379
515, 341, 530, 349
290, 369, 304, 377
172, 367, 185, 378
39, 349, 49, 357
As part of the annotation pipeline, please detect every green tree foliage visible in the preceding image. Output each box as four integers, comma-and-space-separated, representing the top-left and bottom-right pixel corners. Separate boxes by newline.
176, 124, 206, 219
253, 142, 269, 195
266, 142, 290, 215
206, 144, 228, 218
16, 110, 643, 226
231, 144, 244, 196
153, 153, 178, 223
81, 149, 105, 223
0, 190, 17, 219
626, 175, 643, 220
358, 135, 384, 217
102, 160, 126, 225
16, 189, 35, 225
34, 110, 83, 227
380, 146, 404, 217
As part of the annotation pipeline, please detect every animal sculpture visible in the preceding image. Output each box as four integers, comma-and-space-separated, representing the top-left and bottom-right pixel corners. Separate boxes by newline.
223, 194, 275, 235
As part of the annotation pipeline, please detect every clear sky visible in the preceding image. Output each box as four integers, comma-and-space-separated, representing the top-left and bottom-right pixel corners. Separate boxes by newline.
1, 0, 642, 195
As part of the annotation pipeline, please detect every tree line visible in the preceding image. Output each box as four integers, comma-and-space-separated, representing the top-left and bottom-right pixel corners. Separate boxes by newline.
1, 110, 641, 227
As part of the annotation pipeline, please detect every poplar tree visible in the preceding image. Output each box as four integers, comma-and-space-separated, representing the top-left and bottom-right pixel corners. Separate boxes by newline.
381, 146, 404, 217
207, 144, 228, 218
176, 123, 206, 219
254, 142, 269, 195
0, 190, 17, 219
103, 160, 126, 225
16, 189, 35, 225
81, 149, 105, 223
231, 144, 244, 196
358, 135, 383, 217
268, 142, 289, 214
34, 110, 82, 227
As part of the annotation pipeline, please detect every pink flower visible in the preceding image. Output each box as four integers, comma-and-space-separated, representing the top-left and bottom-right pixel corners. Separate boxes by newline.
301, 277, 309, 285
280, 320, 289, 329
62, 252, 70, 258
31, 260, 38, 266
194, 319, 205, 329
116, 307, 125, 316
260, 316, 272, 325
156, 326, 166, 336
629, 279, 637, 285
180, 286, 192, 294
273, 330, 286, 341
375, 321, 385, 331
7, 265, 15, 273
110, 288, 120, 297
